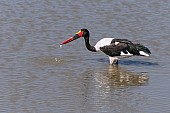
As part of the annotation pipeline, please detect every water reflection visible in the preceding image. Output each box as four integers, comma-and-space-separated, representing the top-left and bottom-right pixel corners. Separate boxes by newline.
80, 65, 149, 112
96, 65, 149, 88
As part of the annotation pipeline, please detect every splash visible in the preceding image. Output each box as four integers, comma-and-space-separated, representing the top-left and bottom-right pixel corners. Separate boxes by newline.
55, 58, 58, 62
59, 45, 62, 48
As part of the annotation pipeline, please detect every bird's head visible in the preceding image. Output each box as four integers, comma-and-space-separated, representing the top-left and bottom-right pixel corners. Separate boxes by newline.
60, 29, 89, 45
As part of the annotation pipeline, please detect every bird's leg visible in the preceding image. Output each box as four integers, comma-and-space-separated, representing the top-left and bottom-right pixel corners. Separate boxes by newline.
109, 57, 118, 65
115, 60, 118, 64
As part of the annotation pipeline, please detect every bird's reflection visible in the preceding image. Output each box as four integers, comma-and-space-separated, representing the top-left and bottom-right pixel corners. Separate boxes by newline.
93, 65, 149, 88
80, 65, 149, 112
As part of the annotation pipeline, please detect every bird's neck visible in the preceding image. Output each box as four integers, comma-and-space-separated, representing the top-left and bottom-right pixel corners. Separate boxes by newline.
84, 36, 96, 52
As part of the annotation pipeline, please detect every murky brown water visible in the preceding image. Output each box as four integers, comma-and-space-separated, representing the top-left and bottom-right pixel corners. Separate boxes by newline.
0, 0, 170, 113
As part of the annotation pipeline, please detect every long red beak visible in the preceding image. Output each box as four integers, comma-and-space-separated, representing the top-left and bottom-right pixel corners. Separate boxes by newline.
60, 35, 80, 45
60, 30, 83, 45
60, 37, 74, 45
60, 33, 83, 45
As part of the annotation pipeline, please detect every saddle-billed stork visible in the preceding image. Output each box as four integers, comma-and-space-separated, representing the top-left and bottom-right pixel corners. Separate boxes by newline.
60, 29, 151, 64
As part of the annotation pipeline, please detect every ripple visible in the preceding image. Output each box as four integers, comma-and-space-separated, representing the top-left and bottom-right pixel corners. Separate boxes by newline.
30, 56, 66, 66
120, 59, 159, 66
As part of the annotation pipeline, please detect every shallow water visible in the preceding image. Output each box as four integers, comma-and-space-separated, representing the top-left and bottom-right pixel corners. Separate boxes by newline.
0, 0, 170, 113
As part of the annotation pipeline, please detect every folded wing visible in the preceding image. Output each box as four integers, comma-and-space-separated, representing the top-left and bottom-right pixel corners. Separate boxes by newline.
100, 39, 151, 57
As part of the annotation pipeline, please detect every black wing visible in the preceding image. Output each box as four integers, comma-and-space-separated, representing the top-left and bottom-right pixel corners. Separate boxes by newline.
110, 39, 132, 44
100, 39, 151, 57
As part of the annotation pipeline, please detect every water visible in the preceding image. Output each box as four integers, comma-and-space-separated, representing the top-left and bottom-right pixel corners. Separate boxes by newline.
0, 0, 170, 113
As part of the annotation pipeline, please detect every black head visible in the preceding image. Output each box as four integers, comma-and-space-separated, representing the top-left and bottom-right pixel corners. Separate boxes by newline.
79, 28, 89, 37
74, 28, 89, 38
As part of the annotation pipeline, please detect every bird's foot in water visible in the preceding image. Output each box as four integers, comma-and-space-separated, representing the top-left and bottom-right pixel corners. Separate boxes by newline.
109, 57, 118, 65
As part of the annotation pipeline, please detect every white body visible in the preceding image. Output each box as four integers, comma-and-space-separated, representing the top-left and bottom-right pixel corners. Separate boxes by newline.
94, 38, 115, 51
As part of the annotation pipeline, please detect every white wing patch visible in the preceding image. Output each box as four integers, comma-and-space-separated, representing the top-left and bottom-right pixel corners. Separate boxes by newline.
94, 38, 114, 51
115, 42, 119, 45
139, 51, 150, 56
120, 51, 133, 56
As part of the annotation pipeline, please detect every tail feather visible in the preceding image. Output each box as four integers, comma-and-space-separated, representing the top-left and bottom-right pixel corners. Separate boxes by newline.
129, 44, 151, 56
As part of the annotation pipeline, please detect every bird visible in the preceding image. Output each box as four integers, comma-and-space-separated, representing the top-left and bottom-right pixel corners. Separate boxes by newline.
60, 28, 151, 64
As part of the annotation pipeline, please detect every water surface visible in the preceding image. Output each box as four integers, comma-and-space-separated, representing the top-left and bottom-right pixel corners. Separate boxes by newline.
0, 0, 170, 113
